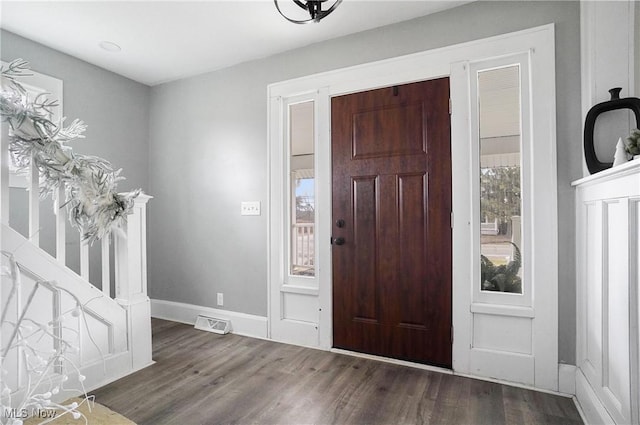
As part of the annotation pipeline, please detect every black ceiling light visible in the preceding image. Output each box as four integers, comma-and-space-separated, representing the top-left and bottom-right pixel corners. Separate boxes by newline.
274, 0, 343, 24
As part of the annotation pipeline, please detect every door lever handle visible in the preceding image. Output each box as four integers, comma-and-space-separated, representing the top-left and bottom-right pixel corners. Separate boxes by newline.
331, 237, 345, 246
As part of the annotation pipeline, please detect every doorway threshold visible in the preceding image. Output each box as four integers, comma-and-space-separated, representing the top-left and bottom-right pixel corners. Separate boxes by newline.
330, 348, 453, 375
331, 347, 576, 400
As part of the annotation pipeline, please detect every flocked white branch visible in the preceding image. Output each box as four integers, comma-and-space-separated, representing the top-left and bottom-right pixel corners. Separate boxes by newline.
0, 59, 141, 244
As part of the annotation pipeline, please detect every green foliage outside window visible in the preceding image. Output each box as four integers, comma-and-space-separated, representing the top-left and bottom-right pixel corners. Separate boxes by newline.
480, 166, 521, 232
481, 242, 522, 293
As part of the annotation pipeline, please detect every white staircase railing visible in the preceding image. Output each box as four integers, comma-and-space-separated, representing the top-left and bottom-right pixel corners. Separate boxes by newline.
0, 129, 152, 399
6, 164, 151, 299
1, 61, 152, 419
3, 166, 151, 304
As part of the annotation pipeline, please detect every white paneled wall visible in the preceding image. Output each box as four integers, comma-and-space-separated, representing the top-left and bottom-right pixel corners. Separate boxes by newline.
574, 159, 640, 425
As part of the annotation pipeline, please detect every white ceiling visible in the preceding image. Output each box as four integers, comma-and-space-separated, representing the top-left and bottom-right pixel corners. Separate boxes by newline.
0, 1, 470, 86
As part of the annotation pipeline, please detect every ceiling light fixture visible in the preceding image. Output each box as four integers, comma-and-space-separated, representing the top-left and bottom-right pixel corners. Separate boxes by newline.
99, 41, 121, 52
274, 0, 342, 24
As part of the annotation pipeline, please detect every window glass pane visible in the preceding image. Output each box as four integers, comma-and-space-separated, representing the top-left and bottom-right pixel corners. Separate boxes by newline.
289, 101, 315, 277
478, 65, 523, 293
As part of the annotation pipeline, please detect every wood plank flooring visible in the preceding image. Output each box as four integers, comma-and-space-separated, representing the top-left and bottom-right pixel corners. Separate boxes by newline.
92, 319, 583, 425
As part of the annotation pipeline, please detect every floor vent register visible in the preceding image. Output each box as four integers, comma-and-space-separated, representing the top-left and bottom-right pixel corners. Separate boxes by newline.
194, 315, 232, 335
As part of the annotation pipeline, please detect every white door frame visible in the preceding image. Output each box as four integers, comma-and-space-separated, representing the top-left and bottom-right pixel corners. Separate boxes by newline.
268, 24, 558, 390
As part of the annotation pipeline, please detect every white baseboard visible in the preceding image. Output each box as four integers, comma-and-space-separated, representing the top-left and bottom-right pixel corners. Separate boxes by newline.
150, 299, 268, 339
85, 357, 155, 394
575, 367, 615, 425
558, 363, 576, 395
6, 352, 147, 410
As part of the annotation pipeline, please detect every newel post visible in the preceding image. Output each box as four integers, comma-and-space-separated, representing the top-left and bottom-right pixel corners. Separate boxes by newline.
114, 193, 153, 370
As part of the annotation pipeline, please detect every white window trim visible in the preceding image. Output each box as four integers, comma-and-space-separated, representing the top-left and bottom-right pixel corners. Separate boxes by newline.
268, 24, 558, 391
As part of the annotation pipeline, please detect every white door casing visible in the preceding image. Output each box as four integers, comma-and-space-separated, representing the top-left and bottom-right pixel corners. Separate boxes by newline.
268, 24, 558, 390
268, 89, 331, 347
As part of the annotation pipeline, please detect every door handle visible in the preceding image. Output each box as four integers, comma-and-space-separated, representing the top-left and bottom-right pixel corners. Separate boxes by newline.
332, 237, 345, 246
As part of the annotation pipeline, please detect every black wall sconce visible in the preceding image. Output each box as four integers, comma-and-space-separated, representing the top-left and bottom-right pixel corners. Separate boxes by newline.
584, 88, 640, 174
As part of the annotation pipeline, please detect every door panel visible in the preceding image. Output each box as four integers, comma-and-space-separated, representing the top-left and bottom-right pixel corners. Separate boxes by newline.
352, 176, 378, 321
332, 78, 452, 367
352, 103, 425, 158
397, 172, 427, 328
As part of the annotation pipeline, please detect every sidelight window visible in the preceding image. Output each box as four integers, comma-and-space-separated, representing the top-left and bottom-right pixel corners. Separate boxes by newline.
288, 100, 316, 278
477, 65, 524, 295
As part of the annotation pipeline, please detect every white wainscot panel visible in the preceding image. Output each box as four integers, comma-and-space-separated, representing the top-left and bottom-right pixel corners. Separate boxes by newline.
473, 313, 532, 354
283, 292, 319, 323
80, 311, 112, 366
469, 348, 534, 385
573, 159, 640, 425
601, 200, 631, 423
20, 278, 57, 385
634, 199, 640, 424
585, 201, 603, 380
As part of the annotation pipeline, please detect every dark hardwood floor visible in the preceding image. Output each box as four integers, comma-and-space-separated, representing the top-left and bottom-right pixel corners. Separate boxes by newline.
92, 319, 583, 425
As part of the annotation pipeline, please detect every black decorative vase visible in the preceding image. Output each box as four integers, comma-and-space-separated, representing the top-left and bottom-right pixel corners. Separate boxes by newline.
583, 88, 640, 174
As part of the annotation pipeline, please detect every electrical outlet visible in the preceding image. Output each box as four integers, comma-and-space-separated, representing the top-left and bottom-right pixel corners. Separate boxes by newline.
240, 201, 261, 216
217, 293, 224, 306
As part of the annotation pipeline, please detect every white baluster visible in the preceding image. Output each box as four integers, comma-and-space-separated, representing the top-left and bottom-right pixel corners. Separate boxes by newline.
307, 226, 311, 266
299, 226, 304, 266
298, 226, 302, 266
101, 235, 111, 297
55, 184, 66, 265
80, 241, 89, 281
1, 122, 9, 225
302, 227, 306, 266
51, 285, 63, 374
28, 155, 40, 246
292, 226, 297, 267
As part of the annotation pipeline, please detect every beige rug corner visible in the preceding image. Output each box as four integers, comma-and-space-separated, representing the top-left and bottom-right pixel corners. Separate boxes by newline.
23, 397, 135, 425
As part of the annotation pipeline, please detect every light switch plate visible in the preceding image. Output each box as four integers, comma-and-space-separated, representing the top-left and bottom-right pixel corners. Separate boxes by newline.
241, 201, 261, 216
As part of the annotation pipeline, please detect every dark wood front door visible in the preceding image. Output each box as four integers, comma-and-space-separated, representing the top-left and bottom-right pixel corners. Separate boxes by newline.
331, 78, 452, 368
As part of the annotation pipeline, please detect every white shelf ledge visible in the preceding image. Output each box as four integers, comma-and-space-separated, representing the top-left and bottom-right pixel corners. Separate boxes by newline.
571, 157, 640, 187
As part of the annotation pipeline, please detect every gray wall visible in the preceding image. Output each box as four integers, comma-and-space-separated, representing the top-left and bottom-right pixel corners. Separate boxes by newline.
1, 30, 150, 283
148, 2, 581, 364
